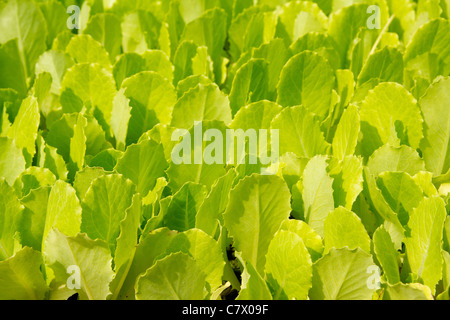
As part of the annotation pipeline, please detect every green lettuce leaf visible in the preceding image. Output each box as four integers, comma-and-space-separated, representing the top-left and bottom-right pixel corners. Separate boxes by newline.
377, 172, 424, 225
35, 50, 73, 96
135, 252, 207, 300
115, 138, 168, 197
323, 206, 371, 254
44, 229, 114, 300
84, 13, 123, 62
171, 83, 232, 129
277, 1, 328, 43
109, 193, 142, 299
383, 282, 433, 300
405, 197, 447, 294
66, 34, 111, 69
303, 156, 334, 236
7, 96, 40, 161
17, 186, 50, 252
121, 10, 161, 54
162, 182, 208, 232
81, 174, 135, 254
122, 71, 176, 144
332, 104, 360, 161
166, 121, 228, 191
181, 8, 227, 83
367, 144, 426, 177
0, 40, 27, 97
0, 247, 48, 299
419, 77, 450, 176
61, 64, 117, 127
0, 179, 23, 260
163, 228, 225, 290
310, 247, 376, 300
271, 106, 330, 159
265, 230, 312, 300
42, 180, 82, 251
373, 225, 400, 285
277, 51, 335, 119
237, 262, 272, 300
404, 19, 450, 83
224, 174, 291, 273
0, 0, 47, 79
229, 59, 272, 116
116, 227, 178, 300
328, 155, 364, 210
359, 82, 423, 159
196, 169, 237, 237
357, 46, 404, 88
280, 219, 324, 263
0, 138, 25, 186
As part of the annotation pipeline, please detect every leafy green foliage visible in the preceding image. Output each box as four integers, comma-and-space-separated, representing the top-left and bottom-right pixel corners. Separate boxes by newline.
310, 248, 376, 300
0, 0, 449, 301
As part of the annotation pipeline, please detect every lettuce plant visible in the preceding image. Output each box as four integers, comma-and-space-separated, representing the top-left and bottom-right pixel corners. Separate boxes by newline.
0, 0, 449, 300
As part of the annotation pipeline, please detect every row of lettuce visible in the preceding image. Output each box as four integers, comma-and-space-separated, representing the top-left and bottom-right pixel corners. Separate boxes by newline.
0, 0, 449, 300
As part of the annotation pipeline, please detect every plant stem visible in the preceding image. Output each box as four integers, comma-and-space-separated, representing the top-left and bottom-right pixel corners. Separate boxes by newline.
368, 14, 396, 57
